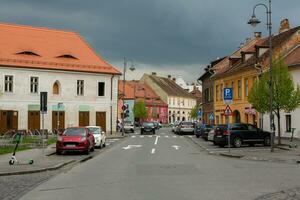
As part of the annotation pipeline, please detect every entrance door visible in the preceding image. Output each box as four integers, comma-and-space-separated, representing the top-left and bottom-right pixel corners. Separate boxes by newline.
52, 111, 65, 130
79, 111, 89, 126
96, 112, 106, 131
28, 111, 40, 130
0, 110, 18, 134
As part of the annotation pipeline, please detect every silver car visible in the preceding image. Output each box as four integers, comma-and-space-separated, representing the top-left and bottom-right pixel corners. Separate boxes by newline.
176, 121, 195, 134
207, 129, 215, 142
172, 121, 180, 132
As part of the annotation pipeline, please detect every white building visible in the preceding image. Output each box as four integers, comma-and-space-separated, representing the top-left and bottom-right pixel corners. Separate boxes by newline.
0, 23, 120, 134
263, 44, 300, 139
141, 73, 197, 123
175, 75, 202, 93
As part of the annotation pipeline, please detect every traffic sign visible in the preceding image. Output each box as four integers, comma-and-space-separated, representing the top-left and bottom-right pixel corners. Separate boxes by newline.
209, 112, 214, 120
224, 105, 232, 116
223, 88, 233, 100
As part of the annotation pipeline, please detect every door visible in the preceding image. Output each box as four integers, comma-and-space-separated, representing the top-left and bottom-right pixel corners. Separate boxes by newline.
79, 111, 89, 126
0, 110, 18, 134
52, 111, 65, 130
28, 111, 40, 130
96, 112, 106, 131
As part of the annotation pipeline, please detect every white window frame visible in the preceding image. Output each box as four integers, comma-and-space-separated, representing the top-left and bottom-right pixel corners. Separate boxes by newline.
77, 80, 84, 96
30, 76, 39, 94
4, 75, 14, 93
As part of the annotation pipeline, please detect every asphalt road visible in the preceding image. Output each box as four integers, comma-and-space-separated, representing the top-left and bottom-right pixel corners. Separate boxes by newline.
19, 128, 300, 200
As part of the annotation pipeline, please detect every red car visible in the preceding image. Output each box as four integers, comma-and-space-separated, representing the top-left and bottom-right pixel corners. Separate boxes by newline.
56, 127, 95, 155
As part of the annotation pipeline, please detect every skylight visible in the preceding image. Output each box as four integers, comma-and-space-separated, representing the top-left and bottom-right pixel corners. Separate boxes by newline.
56, 54, 78, 59
16, 51, 40, 56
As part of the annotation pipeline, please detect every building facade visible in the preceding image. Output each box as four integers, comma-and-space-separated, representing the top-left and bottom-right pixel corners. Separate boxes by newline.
141, 73, 197, 123
0, 23, 120, 134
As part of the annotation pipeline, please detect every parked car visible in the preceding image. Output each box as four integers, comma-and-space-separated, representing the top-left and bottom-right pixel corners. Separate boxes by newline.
207, 129, 215, 143
176, 121, 195, 135
214, 123, 271, 148
86, 126, 106, 149
56, 127, 95, 155
141, 121, 156, 134
199, 124, 214, 140
123, 121, 135, 133
172, 121, 180, 132
153, 121, 160, 130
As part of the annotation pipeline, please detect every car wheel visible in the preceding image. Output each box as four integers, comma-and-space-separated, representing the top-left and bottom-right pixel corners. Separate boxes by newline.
90, 145, 95, 152
153, 130, 155, 135
233, 137, 242, 148
213, 141, 217, 145
56, 150, 62, 155
141, 131, 143, 135
84, 149, 90, 155
264, 136, 271, 146
103, 142, 106, 148
99, 142, 102, 149
219, 144, 225, 148
196, 135, 200, 138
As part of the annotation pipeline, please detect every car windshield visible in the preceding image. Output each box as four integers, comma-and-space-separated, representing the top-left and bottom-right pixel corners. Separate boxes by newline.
63, 128, 86, 136
143, 122, 153, 126
182, 122, 193, 125
124, 121, 132, 125
87, 127, 101, 134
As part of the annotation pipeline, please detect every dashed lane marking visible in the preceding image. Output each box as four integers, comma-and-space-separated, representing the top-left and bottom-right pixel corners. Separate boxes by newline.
131, 135, 136, 138
148, 135, 153, 138
154, 136, 159, 145
140, 135, 144, 138
151, 148, 155, 154
164, 135, 169, 138
172, 136, 177, 138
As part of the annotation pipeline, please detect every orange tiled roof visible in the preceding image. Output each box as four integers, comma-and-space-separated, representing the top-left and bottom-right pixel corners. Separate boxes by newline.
0, 22, 121, 75
118, 80, 135, 99
285, 44, 300, 66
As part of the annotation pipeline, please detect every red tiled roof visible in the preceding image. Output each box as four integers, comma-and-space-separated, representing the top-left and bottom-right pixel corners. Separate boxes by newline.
285, 44, 300, 66
0, 22, 121, 75
118, 81, 135, 99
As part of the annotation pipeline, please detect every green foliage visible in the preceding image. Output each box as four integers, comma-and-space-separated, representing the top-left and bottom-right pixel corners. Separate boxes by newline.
190, 104, 200, 119
249, 57, 300, 143
133, 100, 148, 120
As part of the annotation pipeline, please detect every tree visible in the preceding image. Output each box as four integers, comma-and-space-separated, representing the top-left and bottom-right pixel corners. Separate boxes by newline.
249, 57, 300, 144
133, 100, 148, 122
190, 104, 200, 120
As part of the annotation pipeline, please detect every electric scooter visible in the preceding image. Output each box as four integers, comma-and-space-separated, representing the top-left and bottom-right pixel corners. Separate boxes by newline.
9, 132, 34, 165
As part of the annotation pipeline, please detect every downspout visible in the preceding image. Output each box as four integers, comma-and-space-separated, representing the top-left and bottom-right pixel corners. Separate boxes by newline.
110, 74, 115, 135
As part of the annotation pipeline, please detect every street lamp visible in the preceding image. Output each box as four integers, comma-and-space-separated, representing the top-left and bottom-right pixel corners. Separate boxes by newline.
248, 0, 275, 152
122, 57, 135, 136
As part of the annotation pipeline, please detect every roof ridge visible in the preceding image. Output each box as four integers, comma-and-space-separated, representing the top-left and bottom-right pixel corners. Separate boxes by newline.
0, 22, 77, 35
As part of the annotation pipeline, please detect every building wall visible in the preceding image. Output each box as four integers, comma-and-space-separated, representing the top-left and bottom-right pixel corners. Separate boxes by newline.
145, 105, 168, 124
201, 72, 215, 124
213, 68, 260, 126
0, 66, 119, 133
140, 75, 168, 103
168, 96, 197, 123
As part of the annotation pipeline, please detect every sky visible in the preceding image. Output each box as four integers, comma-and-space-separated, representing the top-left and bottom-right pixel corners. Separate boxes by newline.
0, 0, 299, 82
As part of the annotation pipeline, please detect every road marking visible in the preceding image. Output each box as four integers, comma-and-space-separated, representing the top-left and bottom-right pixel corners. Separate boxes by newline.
172, 136, 177, 138
172, 145, 181, 150
165, 135, 169, 138
180, 136, 184, 138
148, 135, 153, 138
161, 132, 166, 135
122, 145, 142, 150
140, 135, 144, 138
131, 135, 136, 138
151, 148, 155, 154
154, 136, 159, 145
135, 133, 139, 135
188, 135, 193, 138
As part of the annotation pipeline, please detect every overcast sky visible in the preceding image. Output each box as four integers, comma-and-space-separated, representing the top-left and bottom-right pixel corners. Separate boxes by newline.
0, 0, 299, 82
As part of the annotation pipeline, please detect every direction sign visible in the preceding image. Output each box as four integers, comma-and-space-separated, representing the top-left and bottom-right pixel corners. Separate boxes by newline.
224, 105, 233, 116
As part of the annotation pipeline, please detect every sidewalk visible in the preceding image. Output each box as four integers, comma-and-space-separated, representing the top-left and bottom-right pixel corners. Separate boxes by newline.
0, 144, 75, 176
106, 131, 127, 139
189, 136, 300, 164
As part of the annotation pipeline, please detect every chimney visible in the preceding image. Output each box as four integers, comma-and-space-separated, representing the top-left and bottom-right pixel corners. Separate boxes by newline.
279, 19, 290, 33
167, 75, 171, 79
254, 32, 262, 39
152, 72, 157, 76
172, 78, 176, 81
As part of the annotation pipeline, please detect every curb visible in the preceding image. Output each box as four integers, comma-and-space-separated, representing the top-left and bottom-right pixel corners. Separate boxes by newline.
106, 135, 127, 139
219, 153, 244, 158
0, 159, 75, 176
275, 146, 290, 151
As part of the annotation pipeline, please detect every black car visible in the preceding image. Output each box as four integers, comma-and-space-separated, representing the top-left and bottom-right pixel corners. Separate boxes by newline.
152, 121, 160, 130
214, 123, 271, 148
194, 124, 214, 139
141, 122, 156, 134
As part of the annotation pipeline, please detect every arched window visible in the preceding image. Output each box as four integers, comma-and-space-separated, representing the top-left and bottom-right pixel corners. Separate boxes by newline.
53, 81, 60, 95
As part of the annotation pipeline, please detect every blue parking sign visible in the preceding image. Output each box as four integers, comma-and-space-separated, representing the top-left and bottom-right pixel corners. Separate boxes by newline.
223, 88, 233, 100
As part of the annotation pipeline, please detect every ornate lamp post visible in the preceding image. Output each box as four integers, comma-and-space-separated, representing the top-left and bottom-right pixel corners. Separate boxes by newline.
122, 57, 135, 136
248, 0, 274, 152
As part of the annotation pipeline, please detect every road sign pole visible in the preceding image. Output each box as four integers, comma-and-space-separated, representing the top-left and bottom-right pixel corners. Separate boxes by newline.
223, 88, 233, 154
228, 122, 230, 153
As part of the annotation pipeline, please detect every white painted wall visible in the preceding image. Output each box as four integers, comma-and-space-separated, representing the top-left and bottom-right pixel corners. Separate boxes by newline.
263, 67, 300, 139
167, 96, 197, 123
0, 66, 119, 132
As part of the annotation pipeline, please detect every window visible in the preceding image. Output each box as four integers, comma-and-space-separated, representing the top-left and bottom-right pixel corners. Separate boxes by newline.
173, 98, 175, 105
245, 79, 249, 97
220, 84, 223, 100
53, 82, 60, 95
30, 77, 38, 93
216, 85, 219, 101
77, 80, 84, 96
204, 88, 209, 102
238, 80, 242, 99
98, 82, 105, 96
286, 114, 291, 132
231, 81, 234, 99
4, 75, 13, 92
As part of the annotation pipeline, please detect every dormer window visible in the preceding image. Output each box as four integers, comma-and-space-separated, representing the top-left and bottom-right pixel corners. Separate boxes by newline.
16, 51, 40, 56
56, 54, 78, 59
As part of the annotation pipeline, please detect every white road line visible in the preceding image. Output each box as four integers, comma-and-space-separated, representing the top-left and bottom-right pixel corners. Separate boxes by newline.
148, 135, 153, 138
151, 148, 155, 154
172, 136, 177, 138
180, 136, 184, 138
135, 133, 139, 135
188, 135, 193, 138
140, 135, 144, 138
165, 135, 169, 138
154, 136, 159, 145
131, 135, 136, 138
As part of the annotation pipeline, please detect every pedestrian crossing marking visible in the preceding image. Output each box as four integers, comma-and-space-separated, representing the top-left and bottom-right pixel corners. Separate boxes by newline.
148, 135, 153, 138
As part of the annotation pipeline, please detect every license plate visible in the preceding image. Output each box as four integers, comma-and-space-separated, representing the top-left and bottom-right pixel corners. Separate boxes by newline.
66, 144, 76, 147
